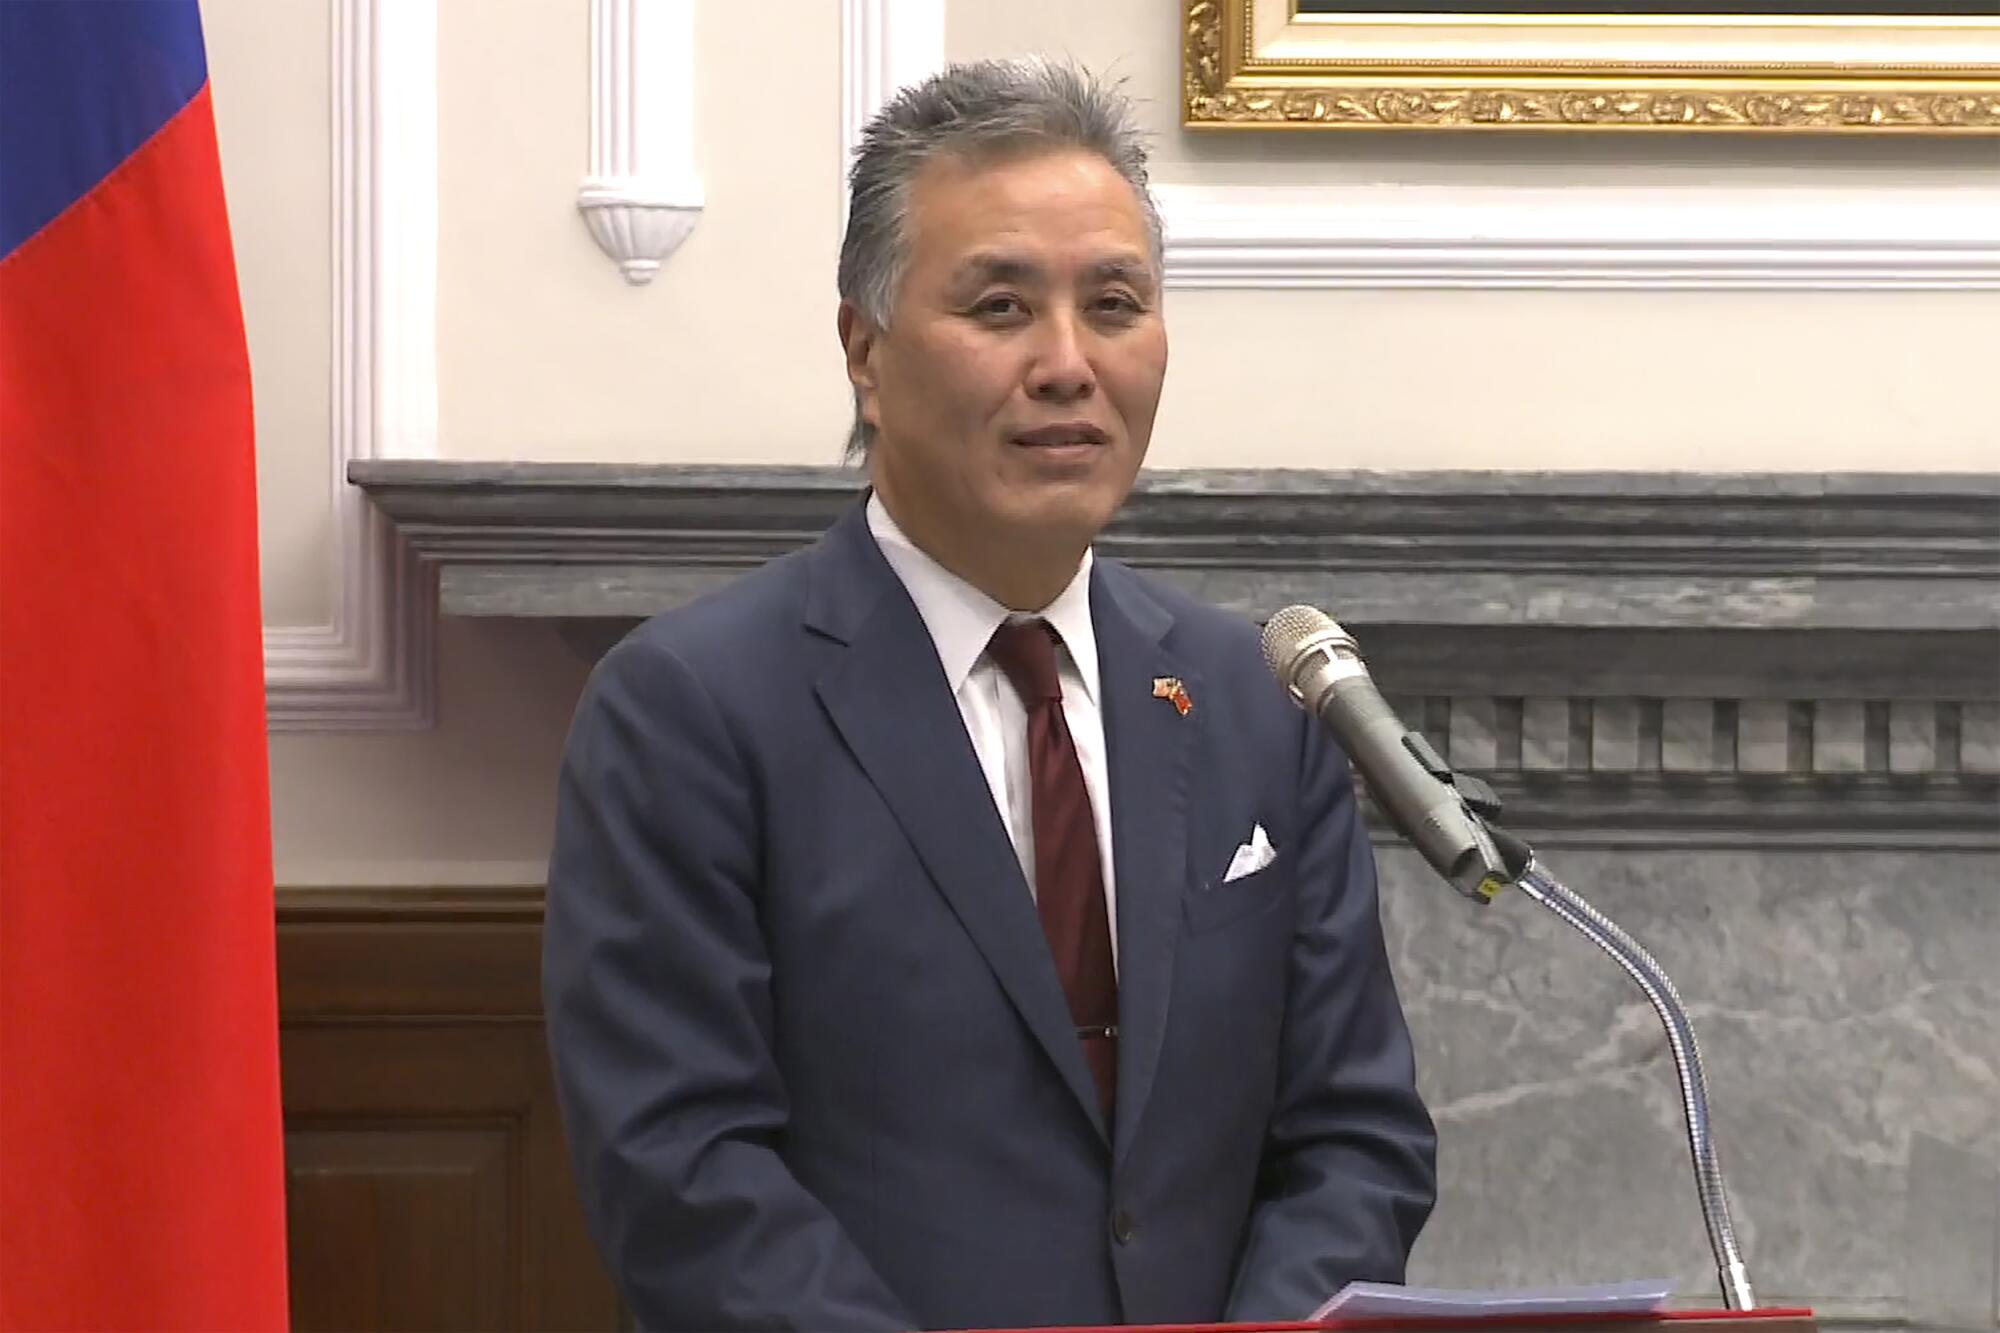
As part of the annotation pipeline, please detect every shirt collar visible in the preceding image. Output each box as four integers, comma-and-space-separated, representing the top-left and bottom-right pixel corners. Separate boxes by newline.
867, 492, 1099, 703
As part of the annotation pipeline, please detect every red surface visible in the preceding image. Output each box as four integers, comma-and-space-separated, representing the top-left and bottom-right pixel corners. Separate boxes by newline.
0, 86, 288, 1331
956, 1308, 1816, 1333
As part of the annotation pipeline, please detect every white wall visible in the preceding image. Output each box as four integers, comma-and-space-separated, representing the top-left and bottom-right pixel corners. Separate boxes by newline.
201, 0, 1998, 883
435, 0, 852, 464
418, 0, 2000, 472
210, 0, 335, 628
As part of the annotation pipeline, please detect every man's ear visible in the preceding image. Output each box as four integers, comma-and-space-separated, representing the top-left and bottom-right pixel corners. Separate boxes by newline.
837, 302, 882, 430
838, 302, 878, 391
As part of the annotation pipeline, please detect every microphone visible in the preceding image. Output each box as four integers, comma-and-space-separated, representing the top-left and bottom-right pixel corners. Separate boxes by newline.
1260, 604, 1521, 903
1262, 604, 1762, 1310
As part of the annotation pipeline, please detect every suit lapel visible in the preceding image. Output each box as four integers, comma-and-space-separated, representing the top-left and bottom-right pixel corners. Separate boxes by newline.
807, 506, 1110, 1140
1091, 565, 1196, 1165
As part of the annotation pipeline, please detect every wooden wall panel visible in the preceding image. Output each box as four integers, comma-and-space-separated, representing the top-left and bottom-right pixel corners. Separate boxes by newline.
277, 888, 620, 1332
285, 1125, 510, 1332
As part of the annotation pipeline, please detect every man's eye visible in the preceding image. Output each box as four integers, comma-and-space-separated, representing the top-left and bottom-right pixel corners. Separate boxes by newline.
973, 294, 1025, 318
1093, 292, 1143, 316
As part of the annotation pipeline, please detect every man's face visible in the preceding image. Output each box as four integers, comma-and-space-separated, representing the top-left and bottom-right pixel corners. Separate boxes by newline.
844, 148, 1168, 572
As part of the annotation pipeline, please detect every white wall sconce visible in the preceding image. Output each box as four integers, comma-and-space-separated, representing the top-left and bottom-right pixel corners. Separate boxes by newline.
577, 0, 703, 285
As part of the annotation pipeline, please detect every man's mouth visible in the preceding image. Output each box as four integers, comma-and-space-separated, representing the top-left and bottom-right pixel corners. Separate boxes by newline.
1012, 424, 1109, 448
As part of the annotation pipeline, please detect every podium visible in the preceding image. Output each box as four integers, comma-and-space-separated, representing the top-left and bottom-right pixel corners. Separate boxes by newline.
961, 1310, 1817, 1333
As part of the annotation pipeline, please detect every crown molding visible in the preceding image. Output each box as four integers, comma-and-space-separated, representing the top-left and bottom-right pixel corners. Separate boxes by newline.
263, 0, 437, 730
1155, 182, 2000, 292
847, 0, 2000, 291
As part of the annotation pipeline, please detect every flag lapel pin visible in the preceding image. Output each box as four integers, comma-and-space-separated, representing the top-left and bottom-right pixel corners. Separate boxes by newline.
1151, 676, 1192, 716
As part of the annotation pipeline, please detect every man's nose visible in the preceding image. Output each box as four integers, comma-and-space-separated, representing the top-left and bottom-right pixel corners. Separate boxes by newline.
1025, 311, 1096, 401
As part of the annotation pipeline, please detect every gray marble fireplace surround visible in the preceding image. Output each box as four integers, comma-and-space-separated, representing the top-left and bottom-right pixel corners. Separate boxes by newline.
354, 464, 1999, 1329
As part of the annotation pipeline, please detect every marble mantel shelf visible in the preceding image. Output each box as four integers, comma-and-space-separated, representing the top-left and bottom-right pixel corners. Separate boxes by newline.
349, 462, 2000, 632
351, 461, 1999, 846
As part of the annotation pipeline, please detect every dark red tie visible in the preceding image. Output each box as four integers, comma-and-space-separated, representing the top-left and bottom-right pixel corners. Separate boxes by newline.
986, 618, 1118, 1119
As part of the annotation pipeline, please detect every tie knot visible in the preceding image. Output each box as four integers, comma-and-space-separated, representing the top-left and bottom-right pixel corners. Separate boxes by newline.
987, 618, 1063, 705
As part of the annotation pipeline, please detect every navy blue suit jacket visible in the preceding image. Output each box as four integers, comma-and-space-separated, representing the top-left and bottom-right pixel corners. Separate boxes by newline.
543, 501, 1436, 1331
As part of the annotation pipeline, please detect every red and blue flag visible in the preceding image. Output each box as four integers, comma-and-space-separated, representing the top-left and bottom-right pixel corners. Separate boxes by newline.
1, 2, 289, 1327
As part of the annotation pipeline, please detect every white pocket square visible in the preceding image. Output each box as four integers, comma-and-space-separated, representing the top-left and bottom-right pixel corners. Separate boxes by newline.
1222, 823, 1277, 883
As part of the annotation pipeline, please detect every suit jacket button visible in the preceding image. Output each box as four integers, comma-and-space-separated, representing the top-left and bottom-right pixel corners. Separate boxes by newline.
1111, 1208, 1136, 1244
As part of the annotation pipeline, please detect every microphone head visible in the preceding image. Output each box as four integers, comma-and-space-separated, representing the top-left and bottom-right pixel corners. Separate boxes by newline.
1261, 604, 1335, 680
1261, 604, 1364, 709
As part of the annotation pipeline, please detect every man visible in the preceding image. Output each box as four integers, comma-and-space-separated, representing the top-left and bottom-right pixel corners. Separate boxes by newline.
543, 58, 1436, 1331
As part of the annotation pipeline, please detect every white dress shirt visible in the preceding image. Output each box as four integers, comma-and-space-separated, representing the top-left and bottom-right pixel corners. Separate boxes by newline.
867, 494, 1118, 967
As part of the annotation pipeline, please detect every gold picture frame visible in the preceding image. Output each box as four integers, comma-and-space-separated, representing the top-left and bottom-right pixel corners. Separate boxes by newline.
1184, 0, 2000, 132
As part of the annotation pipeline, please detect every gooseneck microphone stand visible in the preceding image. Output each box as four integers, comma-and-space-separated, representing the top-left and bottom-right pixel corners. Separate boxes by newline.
1336, 752, 1760, 1304
1472, 812, 1758, 1311
1512, 854, 1756, 1310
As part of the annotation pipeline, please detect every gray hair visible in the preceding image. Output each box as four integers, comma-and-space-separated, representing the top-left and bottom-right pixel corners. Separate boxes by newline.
837, 57, 1163, 457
